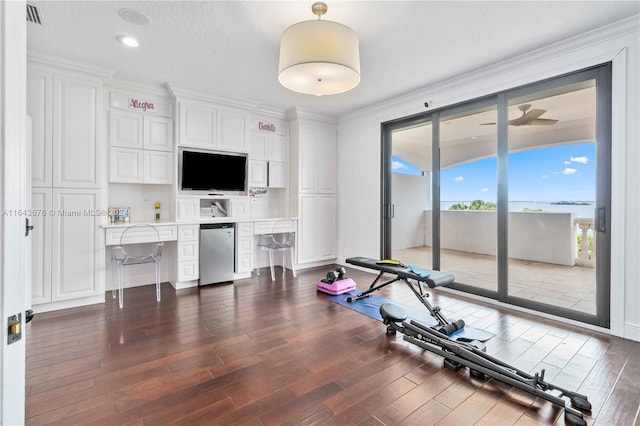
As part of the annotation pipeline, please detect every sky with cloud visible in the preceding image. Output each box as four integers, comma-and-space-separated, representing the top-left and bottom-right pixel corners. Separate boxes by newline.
395, 142, 596, 202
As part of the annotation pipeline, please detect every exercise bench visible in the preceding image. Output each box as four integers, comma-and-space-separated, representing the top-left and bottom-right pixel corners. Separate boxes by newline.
345, 256, 465, 336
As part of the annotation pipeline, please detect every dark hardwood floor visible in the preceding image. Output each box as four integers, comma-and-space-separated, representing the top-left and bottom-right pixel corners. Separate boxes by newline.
26, 265, 639, 425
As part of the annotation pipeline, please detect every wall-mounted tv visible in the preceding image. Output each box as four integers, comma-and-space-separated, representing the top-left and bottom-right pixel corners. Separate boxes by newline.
180, 149, 247, 195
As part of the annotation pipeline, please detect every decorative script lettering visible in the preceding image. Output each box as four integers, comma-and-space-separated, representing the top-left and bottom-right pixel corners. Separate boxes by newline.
258, 122, 276, 132
128, 98, 156, 112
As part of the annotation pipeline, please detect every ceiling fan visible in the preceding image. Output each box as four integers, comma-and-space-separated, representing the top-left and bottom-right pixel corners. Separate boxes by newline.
481, 104, 559, 126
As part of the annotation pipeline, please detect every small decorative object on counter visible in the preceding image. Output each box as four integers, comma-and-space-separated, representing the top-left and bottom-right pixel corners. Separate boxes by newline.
155, 201, 161, 222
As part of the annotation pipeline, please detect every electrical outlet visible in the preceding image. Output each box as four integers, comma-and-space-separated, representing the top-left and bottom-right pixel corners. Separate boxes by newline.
7, 313, 22, 345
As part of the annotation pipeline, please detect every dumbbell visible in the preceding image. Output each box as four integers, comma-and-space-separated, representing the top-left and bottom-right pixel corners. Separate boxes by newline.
325, 267, 347, 283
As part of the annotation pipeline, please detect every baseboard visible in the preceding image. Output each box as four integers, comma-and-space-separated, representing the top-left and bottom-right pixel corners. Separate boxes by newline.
624, 322, 640, 342
32, 295, 105, 313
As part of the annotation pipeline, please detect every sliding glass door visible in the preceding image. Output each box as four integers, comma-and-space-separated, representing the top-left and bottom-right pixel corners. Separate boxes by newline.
381, 63, 611, 327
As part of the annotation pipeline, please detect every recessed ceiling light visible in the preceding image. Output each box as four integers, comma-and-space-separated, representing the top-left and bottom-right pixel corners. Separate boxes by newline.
118, 8, 151, 26
117, 35, 139, 47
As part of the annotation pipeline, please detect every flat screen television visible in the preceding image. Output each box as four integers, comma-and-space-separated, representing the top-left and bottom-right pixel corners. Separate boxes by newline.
180, 149, 247, 195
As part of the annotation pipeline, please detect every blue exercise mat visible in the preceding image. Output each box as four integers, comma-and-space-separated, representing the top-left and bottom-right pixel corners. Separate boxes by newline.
326, 290, 494, 342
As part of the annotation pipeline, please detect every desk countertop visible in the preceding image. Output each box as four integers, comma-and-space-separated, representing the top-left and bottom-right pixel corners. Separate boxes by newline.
101, 217, 298, 229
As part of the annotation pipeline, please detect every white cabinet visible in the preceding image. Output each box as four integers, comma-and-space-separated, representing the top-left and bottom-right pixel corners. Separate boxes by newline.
249, 131, 287, 188
27, 70, 52, 187
109, 111, 173, 184
51, 189, 103, 300
109, 110, 143, 148
236, 221, 254, 273
144, 116, 173, 151
289, 114, 337, 264
143, 150, 173, 184
177, 197, 199, 220
298, 195, 336, 263
27, 69, 103, 189
299, 125, 336, 194
27, 59, 107, 310
31, 188, 103, 305
178, 224, 199, 282
110, 148, 143, 182
249, 160, 268, 187
31, 189, 52, 305
178, 101, 248, 152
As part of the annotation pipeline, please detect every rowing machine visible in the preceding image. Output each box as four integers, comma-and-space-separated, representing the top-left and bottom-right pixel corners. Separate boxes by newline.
380, 302, 592, 426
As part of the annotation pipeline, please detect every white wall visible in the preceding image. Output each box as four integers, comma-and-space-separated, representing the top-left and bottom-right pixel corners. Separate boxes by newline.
337, 16, 640, 341
391, 173, 429, 249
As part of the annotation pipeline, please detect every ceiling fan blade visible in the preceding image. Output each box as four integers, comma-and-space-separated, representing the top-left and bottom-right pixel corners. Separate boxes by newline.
509, 109, 547, 126
529, 118, 559, 125
480, 122, 496, 126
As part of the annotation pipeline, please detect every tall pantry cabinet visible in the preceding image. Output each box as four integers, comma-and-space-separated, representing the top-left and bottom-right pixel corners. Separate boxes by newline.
27, 55, 108, 311
289, 110, 337, 264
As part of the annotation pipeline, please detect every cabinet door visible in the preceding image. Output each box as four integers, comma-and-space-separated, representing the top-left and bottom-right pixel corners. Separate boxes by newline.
53, 75, 101, 188
249, 160, 268, 187
230, 198, 250, 218
177, 197, 199, 220
298, 126, 317, 193
27, 69, 53, 187
268, 162, 286, 188
298, 195, 318, 263
109, 110, 143, 148
143, 150, 173, 184
31, 189, 52, 305
316, 127, 336, 193
217, 109, 247, 151
110, 147, 143, 183
267, 135, 286, 162
179, 103, 215, 148
316, 195, 336, 259
298, 195, 336, 263
144, 116, 173, 152
250, 132, 267, 160
51, 189, 101, 300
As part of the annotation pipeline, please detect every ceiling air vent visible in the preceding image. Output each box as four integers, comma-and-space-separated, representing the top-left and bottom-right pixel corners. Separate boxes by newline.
26, 4, 42, 25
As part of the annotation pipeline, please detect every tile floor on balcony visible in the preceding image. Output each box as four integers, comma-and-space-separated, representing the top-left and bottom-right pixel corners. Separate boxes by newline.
392, 246, 597, 315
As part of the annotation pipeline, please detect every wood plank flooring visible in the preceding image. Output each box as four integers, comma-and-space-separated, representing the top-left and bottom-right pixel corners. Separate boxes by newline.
25, 265, 639, 425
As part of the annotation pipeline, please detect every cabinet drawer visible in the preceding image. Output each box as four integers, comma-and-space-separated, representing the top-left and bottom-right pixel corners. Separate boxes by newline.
254, 220, 296, 235
179, 224, 199, 241
237, 235, 254, 254
236, 253, 253, 273
178, 240, 198, 261
236, 221, 254, 236
178, 260, 199, 281
105, 225, 177, 246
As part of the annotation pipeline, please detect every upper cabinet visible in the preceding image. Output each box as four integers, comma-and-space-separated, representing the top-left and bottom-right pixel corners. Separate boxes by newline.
296, 120, 336, 194
248, 116, 289, 188
107, 90, 174, 184
178, 100, 248, 152
28, 65, 105, 189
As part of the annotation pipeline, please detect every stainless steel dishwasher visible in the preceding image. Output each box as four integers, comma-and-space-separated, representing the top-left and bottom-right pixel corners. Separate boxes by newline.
199, 223, 235, 285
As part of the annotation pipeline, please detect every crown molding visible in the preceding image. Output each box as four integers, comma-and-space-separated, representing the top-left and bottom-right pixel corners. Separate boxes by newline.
166, 83, 261, 110
287, 107, 338, 125
27, 50, 114, 79
105, 76, 173, 99
342, 14, 640, 122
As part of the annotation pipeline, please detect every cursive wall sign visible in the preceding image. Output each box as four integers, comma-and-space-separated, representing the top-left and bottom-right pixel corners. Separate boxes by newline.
128, 98, 156, 112
258, 122, 276, 132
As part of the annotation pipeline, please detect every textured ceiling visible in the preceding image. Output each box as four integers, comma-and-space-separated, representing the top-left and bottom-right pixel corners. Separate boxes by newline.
26, 1, 639, 118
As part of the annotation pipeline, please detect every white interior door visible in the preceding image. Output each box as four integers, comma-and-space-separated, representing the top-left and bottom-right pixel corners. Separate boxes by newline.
1, 1, 28, 423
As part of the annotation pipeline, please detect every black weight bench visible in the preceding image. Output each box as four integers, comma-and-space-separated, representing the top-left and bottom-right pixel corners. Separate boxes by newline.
345, 256, 465, 336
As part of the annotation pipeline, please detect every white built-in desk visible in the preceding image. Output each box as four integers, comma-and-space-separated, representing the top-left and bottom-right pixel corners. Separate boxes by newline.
101, 217, 297, 290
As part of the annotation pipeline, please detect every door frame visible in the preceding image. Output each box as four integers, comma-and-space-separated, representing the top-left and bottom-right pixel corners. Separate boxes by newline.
381, 63, 612, 328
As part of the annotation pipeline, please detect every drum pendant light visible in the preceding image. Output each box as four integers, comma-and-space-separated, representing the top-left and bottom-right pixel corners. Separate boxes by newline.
279, 2, 360, 96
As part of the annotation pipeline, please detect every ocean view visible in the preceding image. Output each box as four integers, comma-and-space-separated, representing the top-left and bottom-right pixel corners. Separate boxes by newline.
440, 201, 596, 218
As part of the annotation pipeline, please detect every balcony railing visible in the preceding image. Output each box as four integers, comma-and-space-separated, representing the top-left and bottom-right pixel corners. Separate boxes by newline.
575, 217, 595, 268
420, 211, 595, 268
